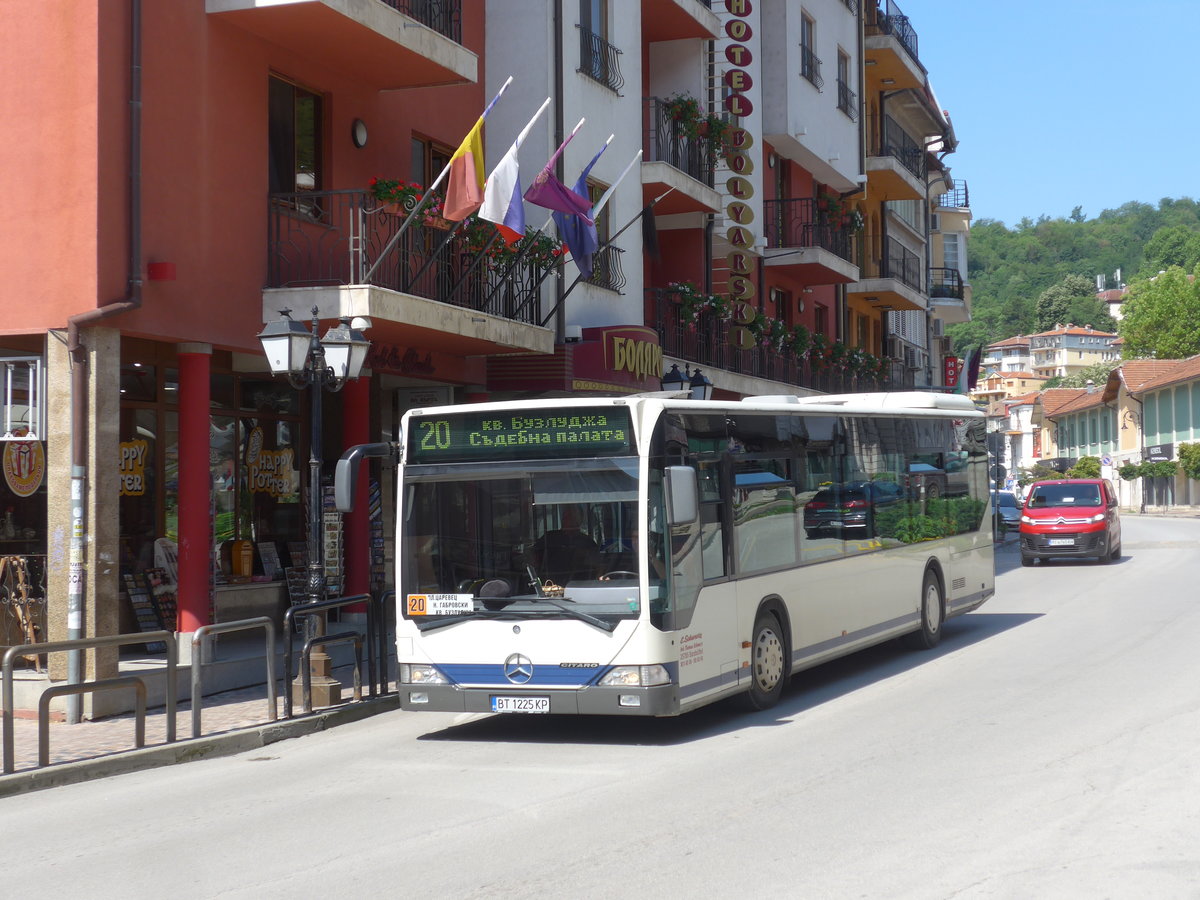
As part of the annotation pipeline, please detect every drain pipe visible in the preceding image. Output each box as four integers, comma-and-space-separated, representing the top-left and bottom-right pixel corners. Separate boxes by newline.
63, 0, 144, 723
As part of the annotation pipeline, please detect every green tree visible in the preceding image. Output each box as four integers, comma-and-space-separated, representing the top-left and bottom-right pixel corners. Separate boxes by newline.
1067, 456, 1102, 478
1035, 274, 1111, 332
1140, 225, 1200, 276
1119, 265, 1200, 358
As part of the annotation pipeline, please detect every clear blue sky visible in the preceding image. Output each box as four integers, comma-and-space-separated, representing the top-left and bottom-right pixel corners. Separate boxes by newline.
899, 0, 1196, 228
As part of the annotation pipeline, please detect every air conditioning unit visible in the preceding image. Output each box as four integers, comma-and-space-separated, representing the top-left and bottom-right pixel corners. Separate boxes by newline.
931, 318, 945, 337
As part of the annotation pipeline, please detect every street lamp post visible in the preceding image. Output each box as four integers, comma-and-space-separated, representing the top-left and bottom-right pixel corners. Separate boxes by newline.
258, 306, 369, 707
661, 364, 714, 400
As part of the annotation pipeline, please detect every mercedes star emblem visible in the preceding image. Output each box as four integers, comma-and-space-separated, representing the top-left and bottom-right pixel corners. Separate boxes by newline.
503, 653, 533, 684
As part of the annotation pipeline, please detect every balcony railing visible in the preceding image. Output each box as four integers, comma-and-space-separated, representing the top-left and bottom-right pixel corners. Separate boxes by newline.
883, 235, 922, 292
267, 190, 552, 325
929, 267, 965, 300
842, 0, 860, 14
763, 198, 855, 262
836, 78, 858, 121
386, 0, 462, 43
937, 179, 970, 209
586, 245, 627, 293
645, 97, 716, 187
649, 289, 885, 394
800, 45, 824, 90
873, 114, 925, 179
579, 27, 624, 94
866, 0, 919, 65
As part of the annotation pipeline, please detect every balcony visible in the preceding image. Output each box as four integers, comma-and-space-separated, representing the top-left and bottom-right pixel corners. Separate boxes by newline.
937, 179, 970, 209
864, 0, 925, 90
865, 114, 925, 200
929, 267, 969, 324
265, 190, 553, 355
762, 198, 859, 284
837, 78, 859, 121
640, 0, 720, 42
579, 27, 625, 94
642, 97, 722, 215
649, 289, 886, 395
847, 235, 925, 311
207, 0, 476, 89
586, 246, 627, 294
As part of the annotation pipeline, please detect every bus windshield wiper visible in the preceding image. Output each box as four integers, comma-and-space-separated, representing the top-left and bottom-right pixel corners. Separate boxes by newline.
521, 596, 616, 632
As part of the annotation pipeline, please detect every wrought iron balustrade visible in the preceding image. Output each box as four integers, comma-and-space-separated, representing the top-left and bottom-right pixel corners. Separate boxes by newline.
645, 97, 716, 187
883, 236, 923, 292
800, 45, 824, 90
866, 0, 919, 64
837, 78, 858, 120
937, 179, 970, 209
929, 267, 964, 300
874, 114, 925, 179
763, 198, 854, 262
586, 245, 626, 293
579, 27, 624, 93
267, 191, 551, 325
387, 0, 462, 43
648, 288, 884, 394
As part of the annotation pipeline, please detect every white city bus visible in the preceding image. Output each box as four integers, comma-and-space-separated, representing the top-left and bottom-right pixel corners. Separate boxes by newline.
337, 391, 993, 715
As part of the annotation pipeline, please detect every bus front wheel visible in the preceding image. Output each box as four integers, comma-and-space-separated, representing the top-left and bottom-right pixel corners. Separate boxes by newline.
742, 610, 787, 711
904, 569, 944, 650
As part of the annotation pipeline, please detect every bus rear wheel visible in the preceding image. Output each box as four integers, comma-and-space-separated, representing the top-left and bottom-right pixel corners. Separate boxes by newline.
904, 569, 943, 650
742, 610, 786, 711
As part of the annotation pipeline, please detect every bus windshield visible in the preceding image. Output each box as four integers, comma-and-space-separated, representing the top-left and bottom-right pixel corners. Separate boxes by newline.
401, 457, 660, 630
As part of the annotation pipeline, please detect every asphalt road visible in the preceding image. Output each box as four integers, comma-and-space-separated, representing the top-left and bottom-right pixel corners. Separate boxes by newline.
4, 515, 1199, 899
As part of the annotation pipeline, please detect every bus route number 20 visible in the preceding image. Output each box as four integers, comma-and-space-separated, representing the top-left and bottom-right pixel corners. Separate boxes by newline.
406, 593, 473, 616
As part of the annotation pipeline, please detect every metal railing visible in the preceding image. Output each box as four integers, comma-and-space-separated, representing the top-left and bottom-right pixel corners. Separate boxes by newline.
929, 267, 965, 300
578, 27, 624, 94
842, 0, 860, 14
645, 97, 716, 188
836, 78, 858, 121
866, 0, 919, 65
800, 45, 824, 91
586, 245, 627, 293
649, 289, 885, 394
387, 0, 462, 43
873, 114, 925, 179
883, 236, 923, 292
281, 592, 388, 720
3, 631, 178, 774
267, 191, 551, 325
937, 179, 970, 209
191, 619, 277, 740
764, 198, 855, 261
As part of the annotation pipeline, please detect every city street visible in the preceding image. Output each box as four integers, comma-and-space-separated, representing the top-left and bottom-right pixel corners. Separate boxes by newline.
4, 515, 1200, 898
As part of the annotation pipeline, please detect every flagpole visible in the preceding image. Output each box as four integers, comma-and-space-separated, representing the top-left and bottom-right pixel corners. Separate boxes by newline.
538, 188, 674, 327
591, 150, 642, 217
364, 77, 513, 283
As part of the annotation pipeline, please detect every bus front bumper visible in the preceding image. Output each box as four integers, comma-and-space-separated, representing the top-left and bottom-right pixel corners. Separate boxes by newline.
399, 683, 679, 716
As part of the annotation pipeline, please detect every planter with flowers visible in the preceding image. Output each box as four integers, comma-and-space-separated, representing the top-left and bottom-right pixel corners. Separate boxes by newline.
669, 281, 732, 328
369, 177, 437, 216
463, 223, 564, 274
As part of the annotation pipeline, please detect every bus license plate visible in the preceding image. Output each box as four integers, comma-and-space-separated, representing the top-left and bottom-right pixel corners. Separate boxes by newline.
1049, 538, 1075, 546
492, 696, 550, 714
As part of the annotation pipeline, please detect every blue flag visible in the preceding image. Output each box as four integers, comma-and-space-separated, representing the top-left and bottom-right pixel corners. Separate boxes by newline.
551, 142, 607, 278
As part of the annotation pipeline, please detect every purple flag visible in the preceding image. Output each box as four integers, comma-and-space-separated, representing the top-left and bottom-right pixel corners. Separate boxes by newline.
524, 129, 595, 225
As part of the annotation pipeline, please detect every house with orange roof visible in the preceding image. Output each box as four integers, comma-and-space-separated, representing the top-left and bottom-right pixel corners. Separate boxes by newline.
970, 370, 1049, 405
1106, 355, 1200, 507
1029, 323, 1119, 379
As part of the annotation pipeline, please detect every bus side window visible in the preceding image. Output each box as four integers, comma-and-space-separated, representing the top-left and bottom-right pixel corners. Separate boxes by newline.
695, 460, 726, 579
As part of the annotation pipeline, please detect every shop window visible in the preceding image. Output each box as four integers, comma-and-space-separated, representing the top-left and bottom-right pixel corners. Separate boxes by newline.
120, 363, 157, 402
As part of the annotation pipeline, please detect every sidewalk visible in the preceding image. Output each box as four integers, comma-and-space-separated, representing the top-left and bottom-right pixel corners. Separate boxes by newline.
0, 673, 399, 798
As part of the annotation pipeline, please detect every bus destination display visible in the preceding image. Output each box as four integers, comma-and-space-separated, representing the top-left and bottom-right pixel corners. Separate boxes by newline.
408, 408, 634, 463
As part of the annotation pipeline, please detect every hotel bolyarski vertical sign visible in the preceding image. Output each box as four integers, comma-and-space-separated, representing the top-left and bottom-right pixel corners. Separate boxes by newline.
720, 0, 761, 352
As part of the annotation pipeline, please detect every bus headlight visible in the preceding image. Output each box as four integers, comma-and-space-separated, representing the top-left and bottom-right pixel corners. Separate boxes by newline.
399, 663, 449, 685
599, 665, 671, 687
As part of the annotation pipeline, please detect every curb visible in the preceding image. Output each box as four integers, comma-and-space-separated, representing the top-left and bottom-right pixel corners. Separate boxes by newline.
0, 693, 400, 799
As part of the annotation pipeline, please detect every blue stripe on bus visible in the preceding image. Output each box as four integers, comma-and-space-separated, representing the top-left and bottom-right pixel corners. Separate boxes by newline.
438, 664, 606, 687
678, 667, 740, 700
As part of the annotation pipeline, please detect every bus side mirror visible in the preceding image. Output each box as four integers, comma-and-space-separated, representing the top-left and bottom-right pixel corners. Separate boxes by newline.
334, 442, 398, 512
665, 465, 699, 526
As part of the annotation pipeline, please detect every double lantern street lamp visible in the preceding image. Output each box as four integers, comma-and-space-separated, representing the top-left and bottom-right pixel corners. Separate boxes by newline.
661, 363, 714, 400
257, 306, 370, 707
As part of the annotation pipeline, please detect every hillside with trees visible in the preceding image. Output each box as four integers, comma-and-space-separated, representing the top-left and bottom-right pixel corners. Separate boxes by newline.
949, 198, 1200, 356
